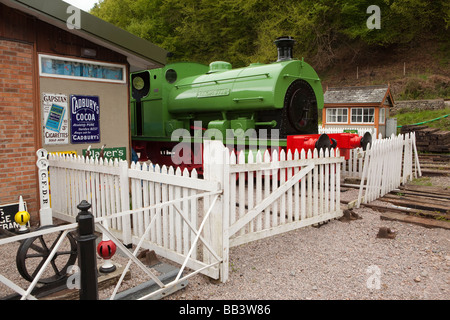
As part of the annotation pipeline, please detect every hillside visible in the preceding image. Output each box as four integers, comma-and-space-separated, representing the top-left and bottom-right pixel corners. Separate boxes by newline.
318, 40, 450, 101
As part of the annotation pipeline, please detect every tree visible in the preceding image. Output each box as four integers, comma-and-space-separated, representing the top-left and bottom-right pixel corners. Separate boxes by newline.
90, 0, 449, 69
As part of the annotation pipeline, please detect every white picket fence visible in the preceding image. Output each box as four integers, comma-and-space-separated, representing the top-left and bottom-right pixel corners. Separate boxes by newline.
49, 156, 132, 244
356, 132, 421, 207
48, 153, 223, 281
1, 132, 422, 299
46, 140, 345, 284
319, 126, 377, 139
341, 148, 366, 177
44, 132, 420, 285
221, 145, 343, 248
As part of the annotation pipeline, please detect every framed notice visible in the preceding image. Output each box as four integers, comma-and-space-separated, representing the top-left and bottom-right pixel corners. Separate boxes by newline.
39, 54, 126, 84
42, 93, 69, 145
70, 95, 100, 144
0, 202, 29, 231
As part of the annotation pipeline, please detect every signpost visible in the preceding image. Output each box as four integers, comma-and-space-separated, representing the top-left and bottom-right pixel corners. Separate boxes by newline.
36, 149, 52, 226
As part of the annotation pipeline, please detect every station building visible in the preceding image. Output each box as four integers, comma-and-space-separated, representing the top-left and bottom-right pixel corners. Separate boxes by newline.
322, 84, 395, 138
0, 0, 167, 222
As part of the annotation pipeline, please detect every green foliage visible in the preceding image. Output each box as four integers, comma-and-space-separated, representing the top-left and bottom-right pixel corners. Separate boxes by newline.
409, 177, 433, 186
91, 0, 450, 68
396, 108, 450, 131
398, 75, 450, 100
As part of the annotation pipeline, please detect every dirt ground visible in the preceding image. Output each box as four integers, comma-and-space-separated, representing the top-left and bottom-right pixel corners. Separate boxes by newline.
0, 175, 448, 301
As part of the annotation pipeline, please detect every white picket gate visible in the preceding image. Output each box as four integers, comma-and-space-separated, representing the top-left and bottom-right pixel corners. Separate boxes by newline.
45, 141, 345, 286
48, 155, 133, 244
356, 132, 421, 207
127, 161, 223, 280
48, 153, 223, 282
203, 141, 345, 281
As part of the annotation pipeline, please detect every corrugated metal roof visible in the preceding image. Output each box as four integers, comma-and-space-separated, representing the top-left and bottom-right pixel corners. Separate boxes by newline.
324, 85, 389, 104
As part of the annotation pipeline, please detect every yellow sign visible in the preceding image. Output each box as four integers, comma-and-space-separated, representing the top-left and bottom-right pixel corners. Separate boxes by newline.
50, 151, 77, 156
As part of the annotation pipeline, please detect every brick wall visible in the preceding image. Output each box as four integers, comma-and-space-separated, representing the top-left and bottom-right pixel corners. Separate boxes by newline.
0, 40, 39, 220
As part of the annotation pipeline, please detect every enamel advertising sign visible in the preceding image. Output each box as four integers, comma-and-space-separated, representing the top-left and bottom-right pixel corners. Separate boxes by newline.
42, 93, 69, 145
70, 95, 100, 144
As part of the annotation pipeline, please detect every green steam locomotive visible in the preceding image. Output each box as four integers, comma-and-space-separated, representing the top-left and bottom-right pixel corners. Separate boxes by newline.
130, 37, 324, 171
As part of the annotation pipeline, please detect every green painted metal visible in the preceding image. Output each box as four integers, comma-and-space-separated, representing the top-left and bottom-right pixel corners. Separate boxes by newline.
130, 58, 323, 139
166, 59, 322, 114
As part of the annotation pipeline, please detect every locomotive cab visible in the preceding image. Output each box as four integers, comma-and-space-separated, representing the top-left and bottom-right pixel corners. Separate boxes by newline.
131, 63, 210, 138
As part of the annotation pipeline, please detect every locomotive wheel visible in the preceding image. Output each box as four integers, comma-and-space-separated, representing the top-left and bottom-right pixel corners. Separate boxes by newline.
282, 79, 318, 135
16, 225, 78, 284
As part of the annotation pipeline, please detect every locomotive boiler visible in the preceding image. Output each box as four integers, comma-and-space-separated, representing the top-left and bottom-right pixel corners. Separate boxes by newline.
130, 37, 369, 172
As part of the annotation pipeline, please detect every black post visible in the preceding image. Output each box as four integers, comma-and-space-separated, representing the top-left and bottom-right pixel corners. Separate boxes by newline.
76, 200, 98, 300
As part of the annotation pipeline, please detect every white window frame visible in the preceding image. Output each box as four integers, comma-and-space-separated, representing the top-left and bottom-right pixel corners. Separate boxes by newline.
326, 108, 348, 124
379, 107, 386, 124
351, 107, 375, 124
39, 54, 126, 84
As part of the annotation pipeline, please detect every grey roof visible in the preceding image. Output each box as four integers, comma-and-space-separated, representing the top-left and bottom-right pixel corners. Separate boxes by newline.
2, 0, 168, 71
324, 85, 390, 104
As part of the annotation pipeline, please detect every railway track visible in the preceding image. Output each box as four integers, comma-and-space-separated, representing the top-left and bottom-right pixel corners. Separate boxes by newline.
418, 153, 450, 176
364, 182, 450, 230
342, 152, 449, 229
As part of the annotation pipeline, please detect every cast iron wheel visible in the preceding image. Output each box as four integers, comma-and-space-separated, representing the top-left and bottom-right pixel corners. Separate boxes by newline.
16, 225, 78, 284
282, 79, 318, 135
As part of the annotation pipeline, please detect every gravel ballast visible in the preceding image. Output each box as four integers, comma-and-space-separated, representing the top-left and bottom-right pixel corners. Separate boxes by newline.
163, 177, 450, 300
1, 177, 448, 301
166, 206, 449, 300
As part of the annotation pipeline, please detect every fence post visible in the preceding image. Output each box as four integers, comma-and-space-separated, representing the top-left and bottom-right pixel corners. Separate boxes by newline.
119, 160, 132, 247
76, 200, 98, 300
36, 149, 53, 226
203, 140, 228, 282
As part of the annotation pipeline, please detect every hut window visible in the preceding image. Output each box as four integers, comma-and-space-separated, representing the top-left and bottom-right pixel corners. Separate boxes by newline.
326, 108, 348, 123
351, 108, 374, 124
379, 108, 386, 124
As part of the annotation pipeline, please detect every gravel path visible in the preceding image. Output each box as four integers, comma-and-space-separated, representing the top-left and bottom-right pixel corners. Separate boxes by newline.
162, 177, 449, 301
1, 177, 448, 301
164, 206, 449, 300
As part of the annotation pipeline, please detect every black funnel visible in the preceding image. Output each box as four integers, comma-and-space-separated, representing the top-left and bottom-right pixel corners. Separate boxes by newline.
274, 36, 296, 62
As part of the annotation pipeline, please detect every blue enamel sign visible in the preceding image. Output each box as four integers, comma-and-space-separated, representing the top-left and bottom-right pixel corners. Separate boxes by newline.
70, 95, 100, 144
